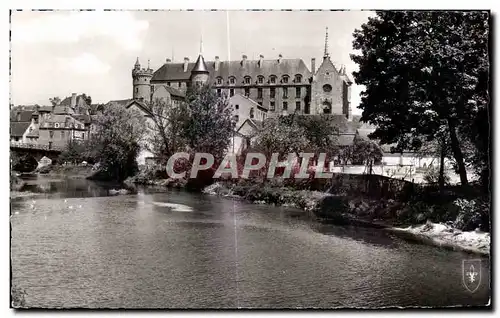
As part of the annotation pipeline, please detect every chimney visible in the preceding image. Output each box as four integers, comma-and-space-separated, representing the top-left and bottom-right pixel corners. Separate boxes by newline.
183, 57, 189, 72
259, 54, 264, 67
166, 58, 172, 63
241, 54, 247, 66
215, 56, 220, 72
71, 93, 77, 108
311, 58, 316, 74
278, 54, 282, 63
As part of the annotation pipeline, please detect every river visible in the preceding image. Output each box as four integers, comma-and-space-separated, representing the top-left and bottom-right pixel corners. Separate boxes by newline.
10, 176, 490, 308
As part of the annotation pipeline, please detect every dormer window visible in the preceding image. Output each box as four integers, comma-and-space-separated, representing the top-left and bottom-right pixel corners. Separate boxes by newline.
244, 76, 251, 85
269, 75, 277, 84
295, 74, 302, 83
282, 75, 289, 84
229, 76, 236, 85
257, 76, 264, 84
216, 77, 223, 85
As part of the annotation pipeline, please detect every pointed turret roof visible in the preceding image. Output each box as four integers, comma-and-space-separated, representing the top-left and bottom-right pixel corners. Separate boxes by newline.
192, 54, 209, 73
134, 57, 141, 68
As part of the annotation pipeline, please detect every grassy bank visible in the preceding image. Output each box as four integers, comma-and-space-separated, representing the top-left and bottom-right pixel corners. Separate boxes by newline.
203, 180, 490, 255
36, 164, 95, 179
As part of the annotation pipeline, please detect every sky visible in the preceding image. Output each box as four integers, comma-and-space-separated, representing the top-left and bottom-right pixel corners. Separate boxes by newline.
10, 10, 374, 114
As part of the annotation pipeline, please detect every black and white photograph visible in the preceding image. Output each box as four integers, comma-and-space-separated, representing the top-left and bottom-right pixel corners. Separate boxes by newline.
8, 5, 492, 310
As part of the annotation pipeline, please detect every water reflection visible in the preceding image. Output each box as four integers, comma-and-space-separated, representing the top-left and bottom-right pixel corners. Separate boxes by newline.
11, 176, 491, 308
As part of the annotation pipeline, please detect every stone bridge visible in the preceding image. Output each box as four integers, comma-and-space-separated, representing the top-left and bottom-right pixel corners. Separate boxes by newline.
10, 141, 63, 164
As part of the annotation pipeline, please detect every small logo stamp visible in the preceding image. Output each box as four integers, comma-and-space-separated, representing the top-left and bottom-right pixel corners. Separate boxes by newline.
462, 259, 482, 293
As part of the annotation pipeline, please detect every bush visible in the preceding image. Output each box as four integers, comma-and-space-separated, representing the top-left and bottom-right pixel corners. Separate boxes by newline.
11, 153, 38, 172
11, 286, 27, 307
452, 198, 488, 231
423, 165, 450, 185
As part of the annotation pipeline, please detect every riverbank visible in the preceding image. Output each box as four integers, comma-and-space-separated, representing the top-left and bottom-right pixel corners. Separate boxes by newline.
203, 181, 490, 255
35, 164, 95, 179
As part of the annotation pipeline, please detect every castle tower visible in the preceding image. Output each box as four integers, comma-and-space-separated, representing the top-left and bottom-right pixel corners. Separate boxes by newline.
190, 38, 209, 88
132, 57, 153, 101
310, 27, 351, 116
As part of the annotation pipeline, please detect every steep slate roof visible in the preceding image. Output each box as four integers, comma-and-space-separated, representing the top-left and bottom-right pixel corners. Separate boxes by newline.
10, 122, 30, 137
106, 99, 134, 108
192, 54, 209, 73
53, 105, 75, 115
152, 58, 312, 84
10, 109, 33, 122
73, 114, 92, 124
60, 94, 90, 107
38, 106, 53, 113
26, 126, 39, 138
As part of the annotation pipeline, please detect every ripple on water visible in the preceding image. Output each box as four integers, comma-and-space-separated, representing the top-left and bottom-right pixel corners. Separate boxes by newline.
10, 178, 491, 308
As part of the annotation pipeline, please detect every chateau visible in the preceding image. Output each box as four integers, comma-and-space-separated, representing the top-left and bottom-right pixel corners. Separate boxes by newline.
132, 28, 353, 119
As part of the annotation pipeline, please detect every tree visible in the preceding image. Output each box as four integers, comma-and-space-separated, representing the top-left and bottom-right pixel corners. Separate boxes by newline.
351, 11, 489, 187
88, 103, 146, 181
81, 93, 92, 106
11, 153, 38, 172
59, 139, 95, 165
182, 85, 235, 163
49, 97, 61, 106
146, 97, 189, 164
341, 134, 383, 173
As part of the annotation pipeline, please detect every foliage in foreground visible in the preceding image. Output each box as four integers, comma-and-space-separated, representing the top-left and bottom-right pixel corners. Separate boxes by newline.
351, 11, 489, 187
11, 153, 38, 173
88, 103, 146, 181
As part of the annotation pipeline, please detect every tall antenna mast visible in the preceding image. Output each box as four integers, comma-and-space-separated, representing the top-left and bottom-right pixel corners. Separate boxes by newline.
324, 26, 329, 59
226, 10, 231, 61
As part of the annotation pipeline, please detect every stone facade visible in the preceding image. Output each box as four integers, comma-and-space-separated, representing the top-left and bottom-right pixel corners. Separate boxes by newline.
133, 30, 353, 119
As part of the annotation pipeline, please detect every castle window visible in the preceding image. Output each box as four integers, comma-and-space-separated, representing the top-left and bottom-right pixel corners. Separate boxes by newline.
250, 108, 254, 119
216, 77, 223, 85
151, 85, 154, 92
323, 101, 332, 114
270, 101, 275, 111
54, 123, 60, 128
257, 76, 264, 84
295, 74, 302, 83
257, 88, 263, 99
234, 115, 239, 122
217, 89, 222, 97
178, 82, 182, 88
304, 103, 310, 114
282, 75, 289, 84
235, 104, 239, 110
323, 84, 332, 93
269, 75, 277, 84
244, 76, 251, 85
167, 82, 171, 86
229, 77, 236, 85
282, 87, 288, 99
244, 87, 250, 97
230, 89, 234, 97
296, 87, 301, 98
135, 87, 139, 94
296, 101, 301, 111
49, 131, 54, 139
270, 87, 276, 98
283, 102, 288, 110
